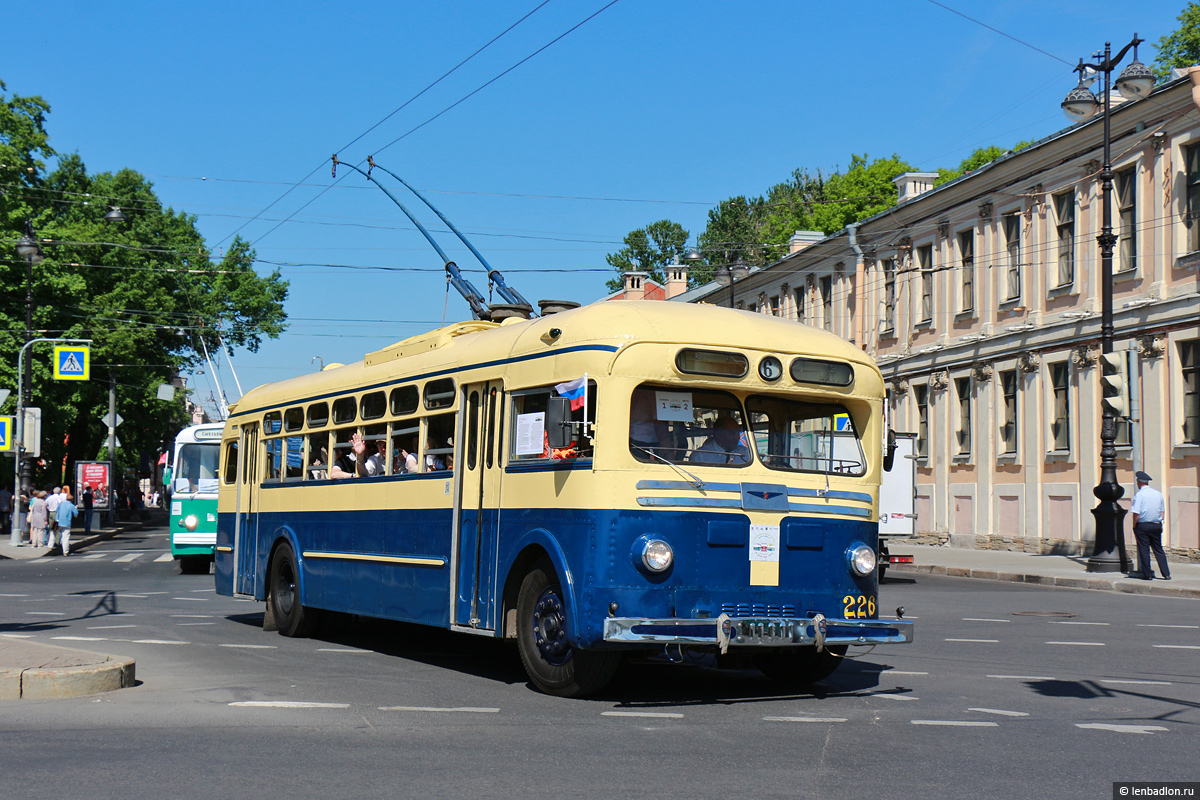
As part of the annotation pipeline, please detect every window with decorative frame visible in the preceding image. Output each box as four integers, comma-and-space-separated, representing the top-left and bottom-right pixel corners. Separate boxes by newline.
1186, 144, 1200, 254
794, 284, 807, 324
1054, 191, 1075, 287
882, 258, 896, 333
1049, 361, 1071, 452
954, 376, 971, 455
958, 230, 974, 314
1183, 338, 1199, 444
914, 383, 929, 458
917, 244, 933, 323
999, 369, 1018, 455
819, 275, 832, 332
1116, 167, 1137, 273
1003, 214, 1021, 301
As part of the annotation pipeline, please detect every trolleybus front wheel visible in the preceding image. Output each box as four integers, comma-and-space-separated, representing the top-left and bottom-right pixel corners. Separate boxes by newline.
516, 561, 619, 698
179, 555, 210, 575
754, 645, 847, 689
269, 544, 318, 638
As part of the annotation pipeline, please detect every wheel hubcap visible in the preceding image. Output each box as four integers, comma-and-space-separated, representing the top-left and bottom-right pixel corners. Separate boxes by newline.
276, 562, 295, 616
531, 586, 572, 666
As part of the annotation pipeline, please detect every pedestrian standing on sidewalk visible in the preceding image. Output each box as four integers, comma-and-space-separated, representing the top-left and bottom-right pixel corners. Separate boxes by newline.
27, 491, 48, 547
82, 484, 94, 538
56, 489, 79, 556
0, 485, 12, 537
45, 486, 63, 545
1130, 471, 1170, 581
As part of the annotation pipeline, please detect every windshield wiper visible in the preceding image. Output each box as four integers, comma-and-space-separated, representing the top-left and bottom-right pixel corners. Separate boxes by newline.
631, 444, 706, 490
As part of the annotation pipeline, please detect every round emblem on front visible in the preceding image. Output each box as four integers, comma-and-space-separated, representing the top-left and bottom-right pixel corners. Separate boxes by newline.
759, 356, 783, 381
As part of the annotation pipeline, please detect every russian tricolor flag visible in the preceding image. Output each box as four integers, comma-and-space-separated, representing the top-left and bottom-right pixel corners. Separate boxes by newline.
554, 376, 588, 411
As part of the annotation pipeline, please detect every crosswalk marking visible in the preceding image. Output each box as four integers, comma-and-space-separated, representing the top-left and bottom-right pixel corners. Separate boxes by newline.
155, 554, 174, 562
113, 552, 144, 562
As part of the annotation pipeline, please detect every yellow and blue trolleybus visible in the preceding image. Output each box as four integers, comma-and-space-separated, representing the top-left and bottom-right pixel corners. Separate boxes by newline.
214, 300, 913, 696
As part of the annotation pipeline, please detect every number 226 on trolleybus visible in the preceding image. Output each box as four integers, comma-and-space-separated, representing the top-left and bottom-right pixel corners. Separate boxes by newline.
168, 422, 223, 574
214, 301, 913, 696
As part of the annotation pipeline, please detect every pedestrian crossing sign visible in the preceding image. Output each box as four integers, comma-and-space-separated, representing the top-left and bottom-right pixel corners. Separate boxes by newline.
53, 345, 90, 381
0, 416, 11, 451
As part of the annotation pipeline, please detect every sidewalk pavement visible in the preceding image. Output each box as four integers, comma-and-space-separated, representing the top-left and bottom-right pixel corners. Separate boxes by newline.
889, 542, 1200, 599
1, 511, 162, 699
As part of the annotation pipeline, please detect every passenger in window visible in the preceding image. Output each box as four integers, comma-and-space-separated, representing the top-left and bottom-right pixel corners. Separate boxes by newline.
629, 388, 669, 452
426, 439, 448, 472
690, 415, 751, 465
364, 438, 388, 476
393, 435, 419, 474
331, 432, 368, 479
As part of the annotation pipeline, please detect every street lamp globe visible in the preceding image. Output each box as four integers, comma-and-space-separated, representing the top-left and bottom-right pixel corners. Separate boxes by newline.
15, 233, 43, 264
1114, 58, 1155, 100
713, 264, 732, 286
1062, 78, 1100, 122
731, 257, 751, 283
104, 206, 128, 223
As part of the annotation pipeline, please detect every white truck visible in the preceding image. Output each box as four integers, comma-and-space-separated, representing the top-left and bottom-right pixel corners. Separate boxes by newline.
878, 431, 918, 579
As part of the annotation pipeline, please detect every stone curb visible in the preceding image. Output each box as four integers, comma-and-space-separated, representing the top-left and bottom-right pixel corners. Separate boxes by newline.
0, 641, 136, 700
890, 564, 1200, 599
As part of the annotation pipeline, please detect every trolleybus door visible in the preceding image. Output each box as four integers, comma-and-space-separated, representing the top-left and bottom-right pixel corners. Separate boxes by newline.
233, 422, 259, 597
453, 381, 504, 630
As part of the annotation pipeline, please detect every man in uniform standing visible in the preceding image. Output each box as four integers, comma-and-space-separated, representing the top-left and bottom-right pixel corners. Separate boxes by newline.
1130, 471, 1170, 581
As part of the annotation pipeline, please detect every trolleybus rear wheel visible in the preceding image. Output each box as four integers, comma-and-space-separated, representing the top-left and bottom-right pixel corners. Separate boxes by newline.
516, 561, 619, 698
269, 543, 317, 637
754, 645, 847, 688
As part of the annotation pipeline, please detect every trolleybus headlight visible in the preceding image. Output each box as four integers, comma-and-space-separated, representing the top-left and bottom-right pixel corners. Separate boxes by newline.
183, 514, 199, 532
847, 543, 876, 576
640, 539, 674, 573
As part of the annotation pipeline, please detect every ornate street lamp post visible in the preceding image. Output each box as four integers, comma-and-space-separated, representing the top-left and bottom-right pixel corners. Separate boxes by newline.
1060, 36, 1154, 572
14, 222, 44, 515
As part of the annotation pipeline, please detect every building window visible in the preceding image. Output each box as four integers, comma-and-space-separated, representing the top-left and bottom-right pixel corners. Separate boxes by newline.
819, 275, 832, 332
1186, 144, 1200, 253
1054, 191, 1075, 287
958, 230, 974, 313
915, 384, 929, 458
917, 244, 933, 323
1183, 339, 1200, 444
882, 259, 896, 333
955, 376, 971, 455
770, 295, 780, 316
1050, 362, 1070, 452
1000, 369, 1018, 455
1003, 214, 1021, 301
1116, 167, 1137, 273
794, 284, 806, 324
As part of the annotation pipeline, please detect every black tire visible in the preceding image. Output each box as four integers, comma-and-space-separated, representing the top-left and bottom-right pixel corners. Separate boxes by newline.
516, 561, 619, 697
754, 645, 848, 688
179, 556, 210, 575
269, 543, 318, 637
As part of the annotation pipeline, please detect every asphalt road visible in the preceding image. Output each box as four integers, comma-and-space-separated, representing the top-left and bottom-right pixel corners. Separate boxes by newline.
0, 523, 1196, 800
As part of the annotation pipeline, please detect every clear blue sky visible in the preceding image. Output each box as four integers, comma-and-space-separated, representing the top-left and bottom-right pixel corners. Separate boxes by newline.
5, 0, 1190, 417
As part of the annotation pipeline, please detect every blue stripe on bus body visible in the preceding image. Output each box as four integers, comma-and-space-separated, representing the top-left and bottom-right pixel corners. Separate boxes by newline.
636, 496, 873, 517
228, 343, 621, 421
505, 460, 593, 474
215, 506, 879, 648
636, 479, 871, 504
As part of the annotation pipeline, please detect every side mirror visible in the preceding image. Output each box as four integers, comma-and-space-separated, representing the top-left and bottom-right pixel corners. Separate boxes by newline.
546, 396, 573, 449
883, 429, 898, 472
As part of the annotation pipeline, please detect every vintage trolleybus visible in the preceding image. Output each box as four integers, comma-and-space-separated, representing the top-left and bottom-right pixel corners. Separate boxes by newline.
215, 301, 913, 696
168, 422, 223, 574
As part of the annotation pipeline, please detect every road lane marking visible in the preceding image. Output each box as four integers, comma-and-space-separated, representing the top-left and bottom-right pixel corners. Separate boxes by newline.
1049, 621, 1110, 625
866, 670, 929, 676
764, 716, 847, 723
52, 636, 108, 641
230, 701, 350, 709
113, 553, 143, 562
912, 720, 998, 727
962, 618, 1009, 623
1152, 645, 1200, 650
946, 638, 999, 643
968, 708, 1029, 717
172, 597, 208, 602
987, 675, 1057, 680
176, 622, 215, 626
132, 639, 190, 645
0, 593, 29, 597
317, 648, 371, 653
1076, 723, 1168, 735
219, 644, 277, 649
82, 554, 105, 560
87, 625, 137, 630
190, 588, 215, 593
1137, 624, 1199, 629
1046, 641, 1105, 646
171, 614, 213, 618
1098, 679, 1172, 686
864, 693, 918, 701
601, 711, 684, 718
0, 634, 33, 638
25, 611, 64, 616
154, 554, 173, 562
378, 706, 500, 713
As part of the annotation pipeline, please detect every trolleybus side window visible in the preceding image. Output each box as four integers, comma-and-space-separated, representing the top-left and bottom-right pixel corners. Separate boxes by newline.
332, 397, 357, 425
284, 436, 304, 480
630, 385, 748, 467
307, 432, 329, 480
511, 382, 596, 461
424, 378, 455, 410
307, 402, 329, 428
390, 386, 418, 415
424, 413, 455, 471
223, 440, 238, 485
361, 391, 386, 420
283, 407, 304, 432
745, 395, 865, 476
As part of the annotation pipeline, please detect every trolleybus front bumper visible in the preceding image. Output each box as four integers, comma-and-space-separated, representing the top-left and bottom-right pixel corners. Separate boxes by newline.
603, 615, 913, 649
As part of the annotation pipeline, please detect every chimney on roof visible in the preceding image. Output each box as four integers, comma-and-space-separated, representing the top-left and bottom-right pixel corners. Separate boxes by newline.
622, 270, 648, 301
664, 261, 688, 299
788, 230, 823, 254
893, 172, 939, 202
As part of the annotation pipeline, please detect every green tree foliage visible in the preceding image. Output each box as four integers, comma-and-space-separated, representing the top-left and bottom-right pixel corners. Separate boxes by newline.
806, 154, 914, 234
1153, 2, 1200, 80
604, 219, 689, 292
1, 84, 288, 487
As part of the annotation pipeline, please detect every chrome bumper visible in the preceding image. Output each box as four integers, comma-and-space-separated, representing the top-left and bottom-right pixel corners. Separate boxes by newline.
603, 615, 914, 648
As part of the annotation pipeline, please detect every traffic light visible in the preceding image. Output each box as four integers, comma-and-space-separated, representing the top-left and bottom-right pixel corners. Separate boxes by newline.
1100, 351, 1128, 416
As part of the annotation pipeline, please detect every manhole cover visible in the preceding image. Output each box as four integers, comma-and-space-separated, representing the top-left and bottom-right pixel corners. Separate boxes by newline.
1011, 611, 1078, 618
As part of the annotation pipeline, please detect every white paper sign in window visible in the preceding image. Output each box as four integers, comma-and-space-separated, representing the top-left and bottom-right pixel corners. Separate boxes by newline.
515, 412, 546, 456
654, 391, 694, 422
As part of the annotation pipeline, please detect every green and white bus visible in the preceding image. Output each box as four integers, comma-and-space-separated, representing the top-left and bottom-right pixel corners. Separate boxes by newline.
168, 422, 223, 574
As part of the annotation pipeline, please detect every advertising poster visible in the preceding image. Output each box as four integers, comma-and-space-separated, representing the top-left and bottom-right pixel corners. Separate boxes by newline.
75, 461, 111, 510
